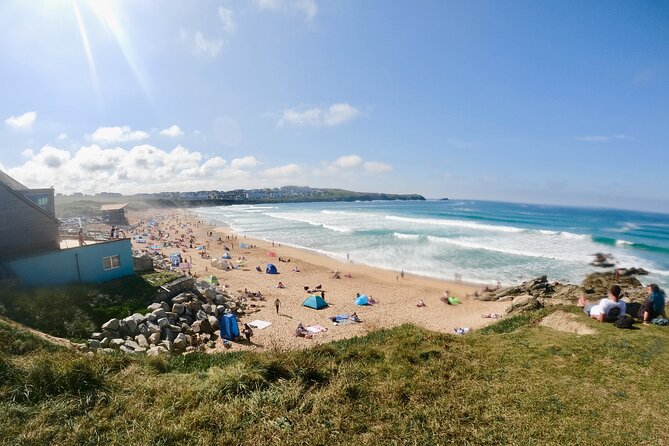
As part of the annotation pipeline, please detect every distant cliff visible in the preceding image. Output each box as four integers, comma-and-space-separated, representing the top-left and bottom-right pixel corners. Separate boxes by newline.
55, 187, 425, 218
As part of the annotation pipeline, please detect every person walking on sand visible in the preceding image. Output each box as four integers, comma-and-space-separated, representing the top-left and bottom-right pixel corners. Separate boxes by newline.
274, 298, 281, 314
78, 228, 86, 246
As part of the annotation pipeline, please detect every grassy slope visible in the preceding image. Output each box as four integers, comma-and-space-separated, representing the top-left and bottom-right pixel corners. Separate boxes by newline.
1, 307, 667, 445
0, 272, 181, 340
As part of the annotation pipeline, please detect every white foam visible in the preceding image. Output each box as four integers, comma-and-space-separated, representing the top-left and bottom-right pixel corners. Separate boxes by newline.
385, 215, 525, 233
393, 232, 421, 240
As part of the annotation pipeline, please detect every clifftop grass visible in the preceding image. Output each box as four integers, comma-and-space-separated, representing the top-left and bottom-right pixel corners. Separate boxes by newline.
1, 308, 668, 445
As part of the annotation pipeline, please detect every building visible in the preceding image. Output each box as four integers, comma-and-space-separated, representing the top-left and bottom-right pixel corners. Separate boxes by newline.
1, 170, 135, 287
100, 203, 128, 224
0, 170, 59, 259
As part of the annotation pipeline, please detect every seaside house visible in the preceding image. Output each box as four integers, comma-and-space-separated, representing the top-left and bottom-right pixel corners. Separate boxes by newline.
0, 170, 134, 287
100, 203, 128, 224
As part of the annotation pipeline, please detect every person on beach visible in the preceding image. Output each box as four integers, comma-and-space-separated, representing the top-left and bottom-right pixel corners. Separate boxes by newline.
78, 228, 86, 246
295, 322, 312, 338
351, 312, 361, 322
417, 299, 426, 307
110, 226, 115, 239
242, 323, 253, 342
277, 281, 285, 289
578, 285, 627, 322
638, 284, 666, 324
274, 298, 281, 314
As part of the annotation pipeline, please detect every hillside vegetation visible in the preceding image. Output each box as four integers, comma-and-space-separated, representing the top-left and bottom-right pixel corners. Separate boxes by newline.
1, 307, 667, 445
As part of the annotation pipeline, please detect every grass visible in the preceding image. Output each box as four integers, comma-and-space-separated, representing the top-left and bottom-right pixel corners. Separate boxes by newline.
0, 271, 180, 340
0, 307, 667, 445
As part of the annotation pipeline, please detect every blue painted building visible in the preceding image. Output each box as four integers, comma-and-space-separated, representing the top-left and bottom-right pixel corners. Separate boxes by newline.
8, 239, 135, 287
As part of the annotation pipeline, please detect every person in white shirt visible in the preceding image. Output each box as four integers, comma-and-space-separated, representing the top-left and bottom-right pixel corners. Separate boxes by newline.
578, 284, 626, 322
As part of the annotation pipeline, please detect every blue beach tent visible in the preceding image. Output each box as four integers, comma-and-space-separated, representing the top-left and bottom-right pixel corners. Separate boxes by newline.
266, 263, 278, 274
303, 295, 328, 309
170, 253, 181, 267
221, 252, 232, 259
219, 313, 240, 340
355, 294, 369, 305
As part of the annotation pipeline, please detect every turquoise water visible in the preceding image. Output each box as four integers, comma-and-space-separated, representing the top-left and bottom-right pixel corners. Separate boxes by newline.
194, 200, 669, 288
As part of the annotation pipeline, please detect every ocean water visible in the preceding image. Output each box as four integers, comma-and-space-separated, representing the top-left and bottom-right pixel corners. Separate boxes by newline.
194, 200, 669, 288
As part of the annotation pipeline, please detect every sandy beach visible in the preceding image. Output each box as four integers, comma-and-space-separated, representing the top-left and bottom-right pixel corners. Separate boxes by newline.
128, 209, 509, 351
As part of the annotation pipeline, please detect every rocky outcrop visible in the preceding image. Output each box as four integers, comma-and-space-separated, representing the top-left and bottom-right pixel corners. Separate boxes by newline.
86, 278, 266, 355
478, 268, 651, 315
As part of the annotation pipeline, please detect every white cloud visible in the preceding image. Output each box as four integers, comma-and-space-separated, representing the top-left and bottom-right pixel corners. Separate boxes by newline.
323, 103, 360, 126
263, 163, 302, 178
363, 161, 392, 173
57, 133, 68, 140
218, 6, 236, 34
5, 111, 37, 129
322, 154, 392, 176
6, 145, 392, 194
194, 31, 223, 57
91, 126, 149, 144
334, 155, 362, 168
277, 103, 360, 127
576, 134, 629, 143
21, 149, 34, 158
160, 125, 184, 137
254, 0, 317, 20
231, 156, 259, 170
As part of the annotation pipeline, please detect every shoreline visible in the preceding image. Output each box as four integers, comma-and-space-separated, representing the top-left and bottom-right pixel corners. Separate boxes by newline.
130, 209, 509, 352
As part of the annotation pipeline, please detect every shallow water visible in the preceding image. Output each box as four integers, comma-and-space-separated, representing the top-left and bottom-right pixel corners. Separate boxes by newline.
194, 200, 669, 288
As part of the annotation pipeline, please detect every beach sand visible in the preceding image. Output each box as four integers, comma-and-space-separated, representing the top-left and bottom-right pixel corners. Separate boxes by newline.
128, 209, 508, 352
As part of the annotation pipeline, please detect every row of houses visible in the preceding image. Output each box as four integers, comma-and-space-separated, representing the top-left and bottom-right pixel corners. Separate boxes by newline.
0, 170, 134, 288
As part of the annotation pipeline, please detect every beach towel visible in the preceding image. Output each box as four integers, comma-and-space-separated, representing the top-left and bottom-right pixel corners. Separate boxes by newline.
248, 320, 272, 330
335, 314, 350, 322
306, 325, 327, 333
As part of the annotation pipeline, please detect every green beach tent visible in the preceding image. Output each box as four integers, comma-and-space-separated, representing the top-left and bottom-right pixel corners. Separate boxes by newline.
303, 295, 328, 309
205, 275, 219, 285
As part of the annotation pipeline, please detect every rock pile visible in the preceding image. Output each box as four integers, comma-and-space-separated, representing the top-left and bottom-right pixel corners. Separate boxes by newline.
87, 279, 263, 355
478, 270, 651, 315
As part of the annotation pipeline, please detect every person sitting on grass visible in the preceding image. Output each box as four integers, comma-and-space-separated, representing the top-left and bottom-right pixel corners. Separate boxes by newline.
638, 284, 666, 325
578, 284, 627, 322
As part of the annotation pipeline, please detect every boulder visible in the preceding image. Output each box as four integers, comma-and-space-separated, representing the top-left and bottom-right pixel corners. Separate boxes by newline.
157, 317, 170, 329
208, 315, 220, 331
148, 332, 161, 345
172, 293, 190, 304
147, 313, 157, 323
147, 302, 163, 312
147, 346, 166, 356
160, 301, 170, 312
110, 338, 125, 349
101, 329, 120, 340
123, 317, 138, 335
119, 345, 134, 354
192, 318, 213, 334
91, 332, 104, 341
204, 288, 217, 301
138, 323, 149, 337
147, 321, 161, 334
102, 318, 120, 331
125, 340, 141, 351
100, 337, 111, 349
196, 309, 207, 321
135, 334, 149, 349
506, 295, 543, 314
172, 303, 185, 316
162, 327, 175, 342
173, 333, 188, 350
87, 339, 101, 350
152, 308, 166, 319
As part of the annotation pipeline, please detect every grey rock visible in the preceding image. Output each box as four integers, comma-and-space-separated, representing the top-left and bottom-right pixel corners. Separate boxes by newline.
506, 295, 543, 314
147, 302, 163, 312
208, 315, 220, 331
160, 301, 170, 312
119, 345, 134, 353
204, 288, 217, 301
91, 332, 104, 341
169, 324, 182, 333
87, 339, 101, 350
192, 318, 213, 334
134, 347, 147, 354
152, 308, 166, 319
110, 338, 125, 349
102, 318, 120, 331
172, 303, 185, 316
157, 317, 170, 328
148, 332, 161, 345
162, 327, 175, 342
135, 334, 149, 349
123, 317, 138, 335
125, 340, 141, 351
147, 313, 157, 323
173, 333, 188, 350
172, 293, 190, 304
147, 321, 161, 334
138, 323, 149, 337
196, 309, 207, 321
100, 337, 111, 349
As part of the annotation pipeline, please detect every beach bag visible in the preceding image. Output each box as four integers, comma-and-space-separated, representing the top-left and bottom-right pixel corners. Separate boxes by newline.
614, 315, 634, 329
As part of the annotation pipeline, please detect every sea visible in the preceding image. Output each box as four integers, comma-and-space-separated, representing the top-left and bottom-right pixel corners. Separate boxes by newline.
194, 200, 669, 289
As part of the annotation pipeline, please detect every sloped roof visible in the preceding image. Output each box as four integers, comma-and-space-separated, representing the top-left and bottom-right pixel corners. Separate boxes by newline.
0, 170, 28, 190
100, 203, 129, 211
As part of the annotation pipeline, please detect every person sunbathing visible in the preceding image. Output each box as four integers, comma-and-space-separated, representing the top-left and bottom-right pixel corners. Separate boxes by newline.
350, 313, 361, 322
417, 299, 426, 307
578, 284, 626, 322
295, 322, 313, 338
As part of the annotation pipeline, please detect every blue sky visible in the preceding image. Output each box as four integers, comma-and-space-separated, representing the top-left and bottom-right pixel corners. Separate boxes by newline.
1, 0, 667, 212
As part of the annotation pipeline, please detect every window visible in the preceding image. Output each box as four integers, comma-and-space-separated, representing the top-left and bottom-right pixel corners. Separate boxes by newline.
102, 255, 121, 270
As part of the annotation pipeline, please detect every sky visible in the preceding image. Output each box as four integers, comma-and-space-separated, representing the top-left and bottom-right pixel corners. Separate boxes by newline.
0, 0, 668, 213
